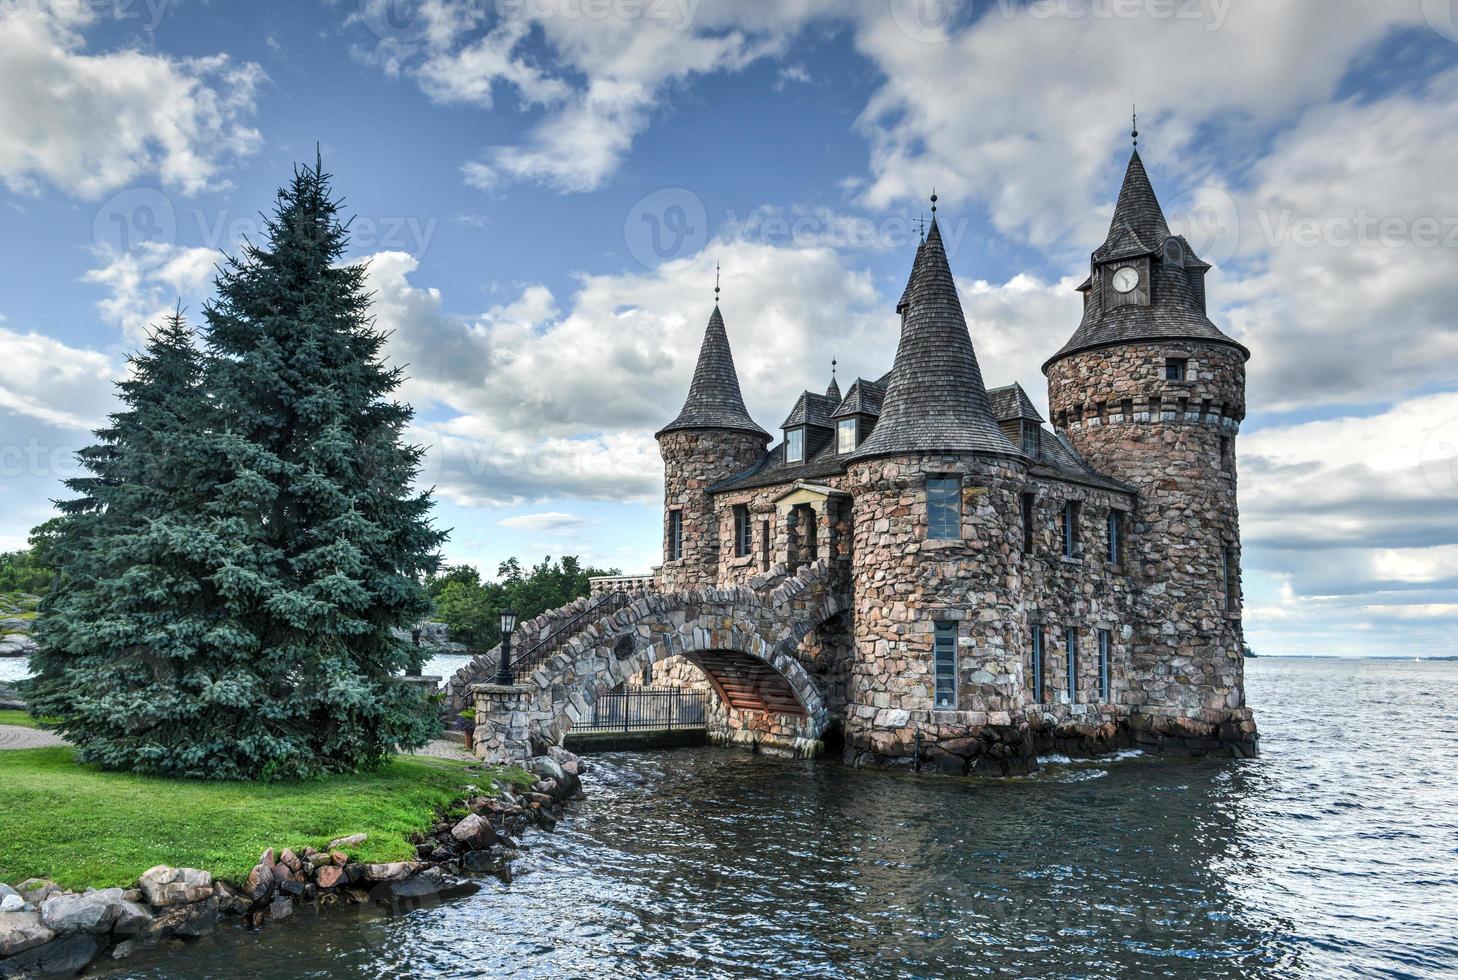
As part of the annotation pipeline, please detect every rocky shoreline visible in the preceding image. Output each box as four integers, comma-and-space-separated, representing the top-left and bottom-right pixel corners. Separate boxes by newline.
0, 594, 38, 660
0, 749, 584, 978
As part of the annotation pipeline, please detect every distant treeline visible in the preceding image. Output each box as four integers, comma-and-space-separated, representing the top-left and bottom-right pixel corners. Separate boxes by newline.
426, 556, 619, 650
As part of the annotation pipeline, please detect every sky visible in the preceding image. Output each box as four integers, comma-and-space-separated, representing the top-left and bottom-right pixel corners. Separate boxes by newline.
1, 0, 1456, 658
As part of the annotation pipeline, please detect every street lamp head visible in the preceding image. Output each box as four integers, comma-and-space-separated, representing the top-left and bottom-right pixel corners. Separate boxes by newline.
500, 608, 518, 636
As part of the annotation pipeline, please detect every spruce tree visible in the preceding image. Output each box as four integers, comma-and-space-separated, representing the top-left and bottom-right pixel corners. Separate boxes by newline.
189, 156, 445, 777
32, 159, 445, 779
28, 313, 226, 768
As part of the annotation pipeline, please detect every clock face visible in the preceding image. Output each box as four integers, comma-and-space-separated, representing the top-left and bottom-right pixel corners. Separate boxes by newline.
1112, 266, 1140, 293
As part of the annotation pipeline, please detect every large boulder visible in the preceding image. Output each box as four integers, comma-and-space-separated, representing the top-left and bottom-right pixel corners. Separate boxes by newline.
40, 889, 131, 934
357, 862, 419, 883
0, 910, 54, 957
14, 881, 59, 907
0, 933, 100, 978
141, 896, 217, 940
449, 813, 499, 851
138, 866, 213, 908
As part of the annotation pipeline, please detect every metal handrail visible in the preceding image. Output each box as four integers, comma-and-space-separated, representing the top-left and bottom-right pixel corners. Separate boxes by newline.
507, 588, 634, 676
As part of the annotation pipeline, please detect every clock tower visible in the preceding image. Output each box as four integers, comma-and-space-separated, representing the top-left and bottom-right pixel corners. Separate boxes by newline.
1042, 147, 1257, 756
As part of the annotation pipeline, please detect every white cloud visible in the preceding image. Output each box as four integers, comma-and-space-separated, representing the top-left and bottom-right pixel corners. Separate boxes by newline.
0, 5, 263, 198
82, 244, 218, 342
497, 511, 593, 531
353, 0, 838, 192
0, 326, 121, 430
363, 234, 891, 505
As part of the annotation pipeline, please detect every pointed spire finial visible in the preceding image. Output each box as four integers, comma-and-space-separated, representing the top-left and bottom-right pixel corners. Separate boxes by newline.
714, 261, 721, 304
832, 357, 838, 379
1131, 104, 1139, 148
915, 212, 926, 243
930, 188, 938, 214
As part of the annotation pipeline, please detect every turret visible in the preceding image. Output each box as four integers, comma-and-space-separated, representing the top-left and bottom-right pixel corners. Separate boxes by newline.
843, 211, 1035, 774
656, 304, 770, 590
1043, 148, 1255, 753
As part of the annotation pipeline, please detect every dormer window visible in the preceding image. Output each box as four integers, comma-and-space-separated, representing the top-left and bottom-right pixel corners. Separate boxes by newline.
837, 418, 857, 454
1020, 422, 1040, 457
786, 427, 805, 463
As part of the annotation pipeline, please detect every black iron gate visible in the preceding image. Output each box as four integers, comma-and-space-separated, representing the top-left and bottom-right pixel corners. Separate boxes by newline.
577, 687, 708, 733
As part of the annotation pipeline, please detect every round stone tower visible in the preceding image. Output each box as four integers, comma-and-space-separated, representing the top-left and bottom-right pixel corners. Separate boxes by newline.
843, 216, 1034, 775
656, 304, 770, 591
1043, 149, 1256, 755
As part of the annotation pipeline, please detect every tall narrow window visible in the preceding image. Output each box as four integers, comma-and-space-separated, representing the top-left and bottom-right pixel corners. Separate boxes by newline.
1165, 357, 1188, 382
927, 478, 961, 540
1021, 422, 1040, 456
668, 510, 683, 561
1121, 397, 1134, 419
1030, 626, 1045, 703
786, 428, 805, 463
733, 505, 751, 558
1097, 629, 1111, 702
1065, 627, 1078, 702
1220, 436, 1233, 468
761, 519, 771, 570
934, 622, 958, 710
1107, 510, 1122, 565
1021, 492, 1036, 555
1222, 546, 1238, 611
837, 418, 858, 454
1062, 501, 1081, 559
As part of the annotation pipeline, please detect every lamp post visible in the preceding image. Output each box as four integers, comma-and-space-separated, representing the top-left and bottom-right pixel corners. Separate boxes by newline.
493, 607, 519, 686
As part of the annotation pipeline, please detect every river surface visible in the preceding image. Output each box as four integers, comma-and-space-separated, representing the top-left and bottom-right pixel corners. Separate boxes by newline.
63, 658, 1458, 977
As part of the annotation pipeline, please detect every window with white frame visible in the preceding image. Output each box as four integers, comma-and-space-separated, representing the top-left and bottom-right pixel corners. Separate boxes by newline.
927, 477, 961, 540
1107, 510, 1122, 565
1030, 625, 1044, 703
934, 622, 958, 709
837, 418, 857, 454
1065, 627, 1078, 702
1097, 629, 1111, 702
668, 510, 683, 561
733, 505, 751, 558
1063, 501, 1081, 559
786, 428, 805, 463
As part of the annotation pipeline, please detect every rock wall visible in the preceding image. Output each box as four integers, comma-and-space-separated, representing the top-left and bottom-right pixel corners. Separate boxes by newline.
1046, 340, 1256, 755
657, 430, 770, 591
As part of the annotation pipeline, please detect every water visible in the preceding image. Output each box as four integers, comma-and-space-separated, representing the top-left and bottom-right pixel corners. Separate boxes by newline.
80, 659, 1458, 977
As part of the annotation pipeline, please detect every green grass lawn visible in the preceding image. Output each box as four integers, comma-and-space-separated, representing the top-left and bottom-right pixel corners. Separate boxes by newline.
0, 710, 38, 728
0, 748, 522, 890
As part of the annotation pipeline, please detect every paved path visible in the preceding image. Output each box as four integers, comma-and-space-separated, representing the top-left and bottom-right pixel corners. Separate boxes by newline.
0, 724, 472, 760
0, 724, 67, 750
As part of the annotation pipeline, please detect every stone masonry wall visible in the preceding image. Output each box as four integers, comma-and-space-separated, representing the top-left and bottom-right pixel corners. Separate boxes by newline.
844, 453, 1037, 775
1046, 341, 1256, 755
657, 430, 769, 592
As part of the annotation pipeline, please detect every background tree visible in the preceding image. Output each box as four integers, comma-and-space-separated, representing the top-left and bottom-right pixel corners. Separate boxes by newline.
425, 555, 619, 651
27, 313, 223, 768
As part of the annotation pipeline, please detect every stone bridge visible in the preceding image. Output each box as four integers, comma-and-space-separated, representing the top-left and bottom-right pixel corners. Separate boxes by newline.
450, 560, 848, 763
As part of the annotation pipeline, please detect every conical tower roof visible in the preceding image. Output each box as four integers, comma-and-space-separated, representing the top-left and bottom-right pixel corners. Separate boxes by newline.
1093, 150, 1170, 261
847, 219, 1021, 461
1045, 149, 1248, 371
657, 305, 770, 441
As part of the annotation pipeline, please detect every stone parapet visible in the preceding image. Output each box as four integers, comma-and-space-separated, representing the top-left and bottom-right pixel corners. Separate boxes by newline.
470, 684, 535, 765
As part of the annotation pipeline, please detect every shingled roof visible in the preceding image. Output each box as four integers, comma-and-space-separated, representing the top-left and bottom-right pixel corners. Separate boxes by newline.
846, 218, 1023, 462
832, 377, 885, 419
781, 390, 838, 430
988, 383, 1044, 424
1045, 150, 1248, 371
1092, 150, 1170, 262
657, 305, 770, 441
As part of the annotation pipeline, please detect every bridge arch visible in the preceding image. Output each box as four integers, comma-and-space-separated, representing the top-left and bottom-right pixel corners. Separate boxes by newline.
464, 565, 845, 761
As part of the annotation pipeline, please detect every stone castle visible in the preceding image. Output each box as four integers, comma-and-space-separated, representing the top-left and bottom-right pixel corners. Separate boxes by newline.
458, 148, 1257, 774
633, 148, 1257, 770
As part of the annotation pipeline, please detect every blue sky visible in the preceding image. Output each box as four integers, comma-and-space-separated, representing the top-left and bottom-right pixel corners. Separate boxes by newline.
2, 0, 1457, 657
